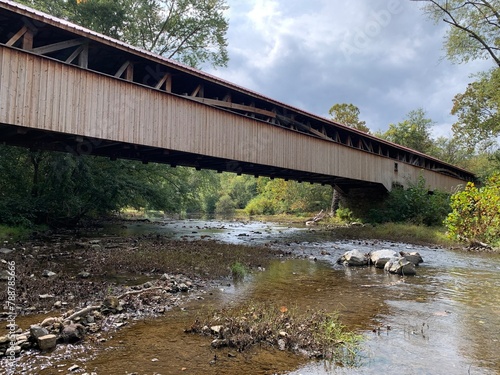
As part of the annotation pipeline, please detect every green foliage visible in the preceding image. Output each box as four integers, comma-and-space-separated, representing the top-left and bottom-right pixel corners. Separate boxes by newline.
380, 108, 435, 153
329, 103, 370, 133
415, 0, 500, 67
451, 68, 500, 151
369, 176, 451, 226
215, 194, 236, 218
230, 262, 247, 279
244, 178, 332, 216
445, 173, 500, 244
17, 0, 229, 68
245, 196, 276, 216
336, 207, 354, 222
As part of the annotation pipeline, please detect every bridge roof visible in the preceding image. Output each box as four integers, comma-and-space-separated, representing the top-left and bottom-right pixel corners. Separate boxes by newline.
0, 0, 475, 183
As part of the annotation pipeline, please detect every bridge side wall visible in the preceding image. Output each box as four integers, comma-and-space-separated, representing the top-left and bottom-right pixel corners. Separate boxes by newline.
0, 47, 463, 192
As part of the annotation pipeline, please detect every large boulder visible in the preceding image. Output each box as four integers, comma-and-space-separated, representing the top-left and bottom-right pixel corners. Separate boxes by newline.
369, 250, 398, 269
336, 250, 369, 266
60, 324, 85, 343
384, 257, 416, 276
399, 251, 423, 266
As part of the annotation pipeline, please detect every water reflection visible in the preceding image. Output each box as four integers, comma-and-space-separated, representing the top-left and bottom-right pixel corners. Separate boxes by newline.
16, 221, 500, 374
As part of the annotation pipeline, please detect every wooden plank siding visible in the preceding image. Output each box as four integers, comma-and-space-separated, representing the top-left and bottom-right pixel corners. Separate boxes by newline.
0, 46, 465, 192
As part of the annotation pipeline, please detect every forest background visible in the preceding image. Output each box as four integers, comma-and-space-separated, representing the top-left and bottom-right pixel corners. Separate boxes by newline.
0, 0, 498, 245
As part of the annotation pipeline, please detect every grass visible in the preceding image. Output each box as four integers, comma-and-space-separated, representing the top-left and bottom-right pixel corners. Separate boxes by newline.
0, 224, 33, 242
95, 237, 283, 279
328, 223, 456, 247
186, 303, 363, 367
230, 262, 248, 280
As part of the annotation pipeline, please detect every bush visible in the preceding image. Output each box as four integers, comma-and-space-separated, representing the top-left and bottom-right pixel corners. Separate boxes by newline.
369, 176, 450, 226
215, 194, 236, 218
445, 173, 500, 245
245, 196, 276, 215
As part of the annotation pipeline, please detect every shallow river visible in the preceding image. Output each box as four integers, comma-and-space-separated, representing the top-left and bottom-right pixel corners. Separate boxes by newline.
15, 220, 500, 374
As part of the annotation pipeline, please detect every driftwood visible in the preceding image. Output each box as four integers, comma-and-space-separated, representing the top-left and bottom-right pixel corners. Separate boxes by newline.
305, 210, 327, 226
116, 286, 168, 300
63, 287, 168, 322
63, 305, 101, 322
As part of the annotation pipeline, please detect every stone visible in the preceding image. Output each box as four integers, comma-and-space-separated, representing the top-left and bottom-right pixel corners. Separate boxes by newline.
5, 345, 21, 356
103, 296, 120, 310
178, 283, 189, 292
53, 301, 62, 309
370, 250, 398, 268
37, 334, 57, 350
78, 272, 91, 279
336, 249, 369, 266
399, 251, 423, 266
0, 248, 13, 255
210, 325, 223, 334
39, 294, 55, 299
68, 364, 80, 371
42, 270, 57, 277
0, 270, 10, 281
30, 325, 49, 340
61, 324, 85, 343
384, 257, 417, 276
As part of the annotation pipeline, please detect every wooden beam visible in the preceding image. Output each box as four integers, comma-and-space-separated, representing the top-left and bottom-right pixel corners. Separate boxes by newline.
65, 43, 89, 68
6, 26, 27, 47
191, 84, 203, 97
189, 97, 277, 118
115, 61, 134, 80
22, 29, 34, 50
155, 73, 172, 91
32, 38, 85, 55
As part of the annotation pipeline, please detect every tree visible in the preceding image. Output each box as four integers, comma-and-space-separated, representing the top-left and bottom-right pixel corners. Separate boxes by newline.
380, 108, 435, 153
451, 68, 500, 151
329, 103, 370, 133
413, 1, 500, 152
412, 0, 500, 67
17, 0, 229, 68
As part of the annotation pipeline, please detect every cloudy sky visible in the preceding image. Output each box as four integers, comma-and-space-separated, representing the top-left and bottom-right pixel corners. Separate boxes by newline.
204, 0, 494, 138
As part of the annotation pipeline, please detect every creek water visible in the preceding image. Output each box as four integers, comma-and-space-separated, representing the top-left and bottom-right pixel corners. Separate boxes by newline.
14, 220, 500, 374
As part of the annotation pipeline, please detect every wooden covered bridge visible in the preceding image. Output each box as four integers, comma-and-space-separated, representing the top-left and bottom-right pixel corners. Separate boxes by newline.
0, 0, 475, 195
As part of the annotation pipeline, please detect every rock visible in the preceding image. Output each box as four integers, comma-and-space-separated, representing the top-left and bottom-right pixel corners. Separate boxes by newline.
39, 294, 55, 299
178, 283, 189, 292
103, 296, 120, 310
369, 250, 398, 268
210, 325, 223, 335
37, 334, 57, 350
78, 272, 91, 279
53, 301, 62, 308
30, 325, 49, 340
68, 364, 80, 371
5, 345, 21, 356
0, 248, 13, 255
384, 257, 417, 276
160, 273, 170, 281
278, 338, 286, 351
336, 249, 369, 266
0, 270, 10, 281
61, 324, 85, 343
42, 270, 57, 277
399, 251, 423, 266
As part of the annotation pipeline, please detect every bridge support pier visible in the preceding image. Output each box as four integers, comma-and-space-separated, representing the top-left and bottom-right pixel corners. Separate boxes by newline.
338, 186, 388, 222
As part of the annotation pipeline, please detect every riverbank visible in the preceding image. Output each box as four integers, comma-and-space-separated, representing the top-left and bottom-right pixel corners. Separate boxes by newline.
1, 218, 499, 374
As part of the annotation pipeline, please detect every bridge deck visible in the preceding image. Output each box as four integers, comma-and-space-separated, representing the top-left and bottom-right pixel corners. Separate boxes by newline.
0, 0, 475, 192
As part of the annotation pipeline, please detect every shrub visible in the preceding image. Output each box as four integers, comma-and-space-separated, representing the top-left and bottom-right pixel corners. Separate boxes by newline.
215, 194, 236, 218
245, 196, 275, 215
445, 173, 500, 244
369, 176, 451, 226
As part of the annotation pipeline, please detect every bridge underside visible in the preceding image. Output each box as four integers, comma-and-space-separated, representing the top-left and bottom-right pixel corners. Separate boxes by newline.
0, 123, 383, 193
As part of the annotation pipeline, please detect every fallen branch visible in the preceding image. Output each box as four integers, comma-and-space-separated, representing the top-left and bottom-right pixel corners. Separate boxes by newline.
63, 305, 101, 322
117, 286, 168, 300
